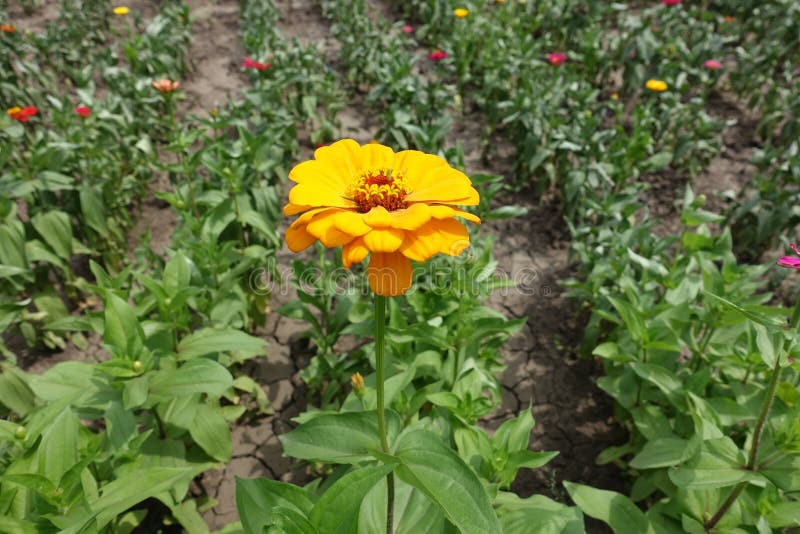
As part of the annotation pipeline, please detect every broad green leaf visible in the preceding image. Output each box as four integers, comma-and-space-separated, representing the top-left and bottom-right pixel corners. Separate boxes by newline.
235, 477, 314, 533
703, 291, 780, 327
31, 210, 73, 260
189, 404, 232, 462
394, 429, 501, 534
766, 501, 800, 528
495, 492, 584, 534
359, 477, 445, 534
629, 438, 693, 470
309, 464, 395, 532
106, 401, 136, 451
0, 366, 36, 415
38, 407, 79, 483
79, 187, 108, 235
29, 361, 98, 402
163, 252, 192, 297
281, 410, 401, 464
607, 296, 646, 343
564, 482, 650, 534
177, 328, 266, 361
0, 515, 37, 534
103, 293, 145, 359
149, 359, 233, 399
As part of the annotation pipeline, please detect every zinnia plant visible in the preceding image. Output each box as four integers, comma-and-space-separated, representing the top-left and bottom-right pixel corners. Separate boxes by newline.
428, 49, 448, 61
151, 78, 180, 93
1, 23, 14, 33
242, 57, 270, 70
112, 6, 130, 15
645, 79, 668, 92
453, 8, 469, 18
547, 53, 567, 66
6, 106, 38, 122
778, 243, 800, 269
284, 138, 479, 532
74, 105, 91, 118
704, 59, 723, 70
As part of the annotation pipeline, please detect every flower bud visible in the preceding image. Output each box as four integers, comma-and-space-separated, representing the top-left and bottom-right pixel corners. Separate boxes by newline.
351, 372, 365, 395
15, 426, 26, 439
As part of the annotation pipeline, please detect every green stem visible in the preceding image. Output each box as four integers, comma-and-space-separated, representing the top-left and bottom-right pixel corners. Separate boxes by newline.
705, 359, 782, 532
374, 295, 393, 534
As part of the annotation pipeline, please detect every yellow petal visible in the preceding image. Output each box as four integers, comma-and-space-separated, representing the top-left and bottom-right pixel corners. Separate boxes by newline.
398, 222, 442, 262
360, 143, 395, 171
284, 203, 312, 216
342, 237, 369, 268
289, 160, 351, 193
313, 139, 363, 180
332, 210, 372, 236
286, 225, 316, 252
388, 203, 431, 230
429, 205, 481, 224
363, 206, 392, 228
408, 165, 470, 193
306, 211, 356, 247
367, 252, 413, 296
435, 218, 470, 256
363, 227, 405, 252
288, 182, 356, 209
392, 150, 449, 189
406, 176, 479, 206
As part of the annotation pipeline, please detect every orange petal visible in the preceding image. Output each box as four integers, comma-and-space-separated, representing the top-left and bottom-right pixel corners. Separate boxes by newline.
363, 227, 405, 252
306, 211, 356, 248
389, 203, 431, 230
429, 205, 481, 224
398, 222, 442, 262
363, 206, 392, 228
367, 252, 413, 296
332, 210, 372, 236
342, 237, 369, 268
286, 225, 317, 252
435, 218, 471, 256
392, 150, 449, 189
284, 203, 313, 216
406, 177, 479, 206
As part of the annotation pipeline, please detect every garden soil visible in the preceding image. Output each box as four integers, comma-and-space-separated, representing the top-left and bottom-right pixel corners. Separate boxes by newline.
9, 0, 755, 531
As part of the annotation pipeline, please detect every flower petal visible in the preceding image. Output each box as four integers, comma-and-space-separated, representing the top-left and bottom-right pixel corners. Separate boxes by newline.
398, 221, 442, 262
306, 211, 357, 247
389, 203, 432, 230
405, 167, 479, 205
360, 143, 395, 170
392, 150, 449, 189
342, 237, 369, 268
289, 160, 351, 194
288, 182, 356, 209
286, 225, 317, 252
367, 252, 413, 296
363, 227, 405, 252
429, 205, 481, 224
332, 210, 372, 236
777, 257, 800, 269
363, 206, 392, 228
435, 218, 471, 256
284, 203, 313, 216
314, 139, 363, 178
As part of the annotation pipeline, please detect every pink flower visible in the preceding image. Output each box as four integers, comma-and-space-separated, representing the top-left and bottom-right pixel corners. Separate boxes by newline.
428, 49, 448, 61
74, 105, 91, 118
661, 0, 682, 5
242, 57, 271, 71
152, 78, 180, 93
704, 59, 723, 70
402, 25, 413, 34
547, 53, 567, 66
778, 244, 800, 269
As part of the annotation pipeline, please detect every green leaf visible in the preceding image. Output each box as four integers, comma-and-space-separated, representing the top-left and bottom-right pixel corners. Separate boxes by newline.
235, 477, 314, 533
629, 438, 693, 470
103, 293, 145, 359
149, 359, 233, 399
189, 404, 232, 462
281, 411, 401, 464
394, 429, 501, 534
310, 464, 395, 532
0, 366, 36, 415
38, 407, 79, 483
31, 210, 73, 260
564, 482, 650, 534
359, 477, 445, 534
0, 515, 38, 534
703, 291, 780, 327
766, 501, 800, 528
163, 252, 192, 297
495, 492, 584, 534
79, 187, 108, 235
177, 328, 267, 361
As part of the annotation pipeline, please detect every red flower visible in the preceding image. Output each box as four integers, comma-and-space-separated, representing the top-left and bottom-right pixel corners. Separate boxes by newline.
547, 53, 567, 66
778, 244, 800, 269
402, 25, 413, 34
703, 59, 723, 70
7, 105, 38, 122
428, 49, 448, 61
1, 23, 14, 33
242, 57, 271, 71
75, 105, 91, 118
661, 0, 682, 5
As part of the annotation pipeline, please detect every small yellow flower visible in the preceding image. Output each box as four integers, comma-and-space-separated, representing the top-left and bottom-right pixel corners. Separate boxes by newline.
6, 106, 21, 116
645, 79, 668, 92
496, 0, 505, 3
453, 8, 469, 18
611, 92, 619, 100
351, 372, 365, 393
113, 6, 130, 15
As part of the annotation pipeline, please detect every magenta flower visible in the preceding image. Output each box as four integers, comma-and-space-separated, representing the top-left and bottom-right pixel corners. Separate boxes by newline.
402, 25, 413, 34
704, 59, 723, 70
547, 53, 567, 66
428, 49, 448, 61
242, 57, 271, 71
661, 0, 682, 5
778, 244, 800, 269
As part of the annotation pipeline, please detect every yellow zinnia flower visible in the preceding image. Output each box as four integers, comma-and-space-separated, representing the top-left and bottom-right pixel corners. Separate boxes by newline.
284, 139, 480, 297
454, 8, 469, 18
645, 79, 668, 92
113, 6, 130, 15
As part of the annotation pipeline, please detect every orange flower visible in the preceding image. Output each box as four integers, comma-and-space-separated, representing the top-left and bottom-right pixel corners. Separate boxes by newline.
152, 78, 180, 93
1, 24, 14, 33
284, 139, 480, 296
7, 105, 38, 122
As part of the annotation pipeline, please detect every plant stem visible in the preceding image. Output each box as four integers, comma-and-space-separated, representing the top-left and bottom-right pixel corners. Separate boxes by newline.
374, 295, 394, 534
705, 359, 782, 532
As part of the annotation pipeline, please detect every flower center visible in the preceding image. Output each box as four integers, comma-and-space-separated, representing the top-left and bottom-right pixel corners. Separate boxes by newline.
348, 169, 409, 213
